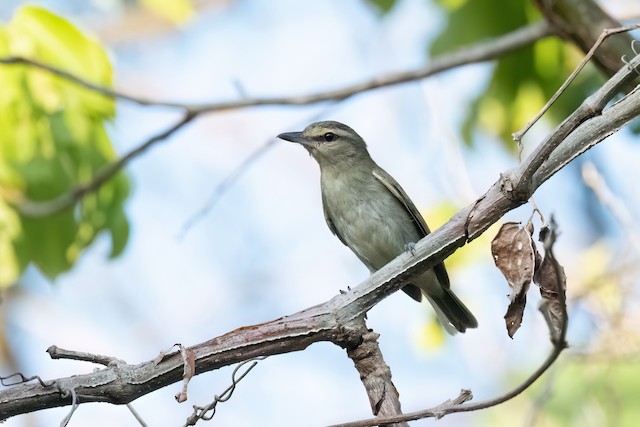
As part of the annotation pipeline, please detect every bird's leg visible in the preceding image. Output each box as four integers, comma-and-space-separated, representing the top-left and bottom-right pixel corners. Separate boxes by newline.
404, 242, 417, 256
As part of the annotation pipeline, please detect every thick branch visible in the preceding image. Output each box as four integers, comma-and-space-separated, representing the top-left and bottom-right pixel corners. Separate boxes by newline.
0, 305, 363, 420
533, 0, 638, 84
1, 51, 639, 420
533, 84, 640, 186
509, 51, 640, 199
345, 318, 408, 427
513, 23, 640, 141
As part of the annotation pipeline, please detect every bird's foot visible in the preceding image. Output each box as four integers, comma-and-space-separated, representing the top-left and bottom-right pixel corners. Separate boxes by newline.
339, 285, 352, 295
405, 242, 417, 256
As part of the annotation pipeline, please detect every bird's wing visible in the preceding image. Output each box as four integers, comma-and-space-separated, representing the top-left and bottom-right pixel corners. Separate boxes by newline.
372, 167, 451, 288
321, 190, 349, 247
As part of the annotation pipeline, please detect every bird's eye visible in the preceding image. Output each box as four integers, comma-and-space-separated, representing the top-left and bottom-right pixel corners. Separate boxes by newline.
323, 132, 336, 142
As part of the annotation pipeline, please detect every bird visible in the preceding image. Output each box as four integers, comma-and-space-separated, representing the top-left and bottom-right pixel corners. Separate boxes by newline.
278, 121, 477, 334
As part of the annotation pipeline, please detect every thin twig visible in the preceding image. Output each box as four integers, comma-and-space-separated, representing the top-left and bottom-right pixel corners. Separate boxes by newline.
18, 112, 196, 217
0, 373, 54, 388
189, 21, 552, 114
178, 104, 338, 238
509, 42, 640, 200
185, 356, 266, 426
126, 404, 148, 427
59, 386, 79, 427
178, 138, 277, 238
522, 365, 558, 427
47, 345, 123, 367
0, 56, 191, 110
513, 23, 640, 143
329, 331, 568, 426
0, 21, 551, 115
582, 161, 640, 254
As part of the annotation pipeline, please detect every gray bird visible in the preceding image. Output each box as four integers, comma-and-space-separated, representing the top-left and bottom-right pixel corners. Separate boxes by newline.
278, 121, 477, 334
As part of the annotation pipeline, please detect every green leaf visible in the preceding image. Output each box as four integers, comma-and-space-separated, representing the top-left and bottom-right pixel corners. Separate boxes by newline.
9, 5, 115, 117
430, 0, 602, 148
0, 6, 130, 285
431, 0, 536, 57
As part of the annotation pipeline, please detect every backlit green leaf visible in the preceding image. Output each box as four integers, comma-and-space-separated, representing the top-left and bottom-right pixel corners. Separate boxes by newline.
0, 6, 129, 286
431, 0, 602, 148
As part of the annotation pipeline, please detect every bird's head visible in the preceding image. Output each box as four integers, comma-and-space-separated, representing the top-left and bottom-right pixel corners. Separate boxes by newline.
278, 121, 370, 168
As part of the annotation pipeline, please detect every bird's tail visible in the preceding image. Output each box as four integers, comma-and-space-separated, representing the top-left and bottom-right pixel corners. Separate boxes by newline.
424, 288, 478, 335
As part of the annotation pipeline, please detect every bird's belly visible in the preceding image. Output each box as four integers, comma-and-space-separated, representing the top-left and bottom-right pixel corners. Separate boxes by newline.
330, 197, 419, 271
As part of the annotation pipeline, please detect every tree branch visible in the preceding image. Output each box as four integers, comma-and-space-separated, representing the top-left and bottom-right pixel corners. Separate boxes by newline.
508, 50, 640, 200
1, 48, 638, 421
345, 318, 408, 427
8, 21, 552, 217
533, 0, 638, 81
189, 20, 552, 114
0, 21, 552, 113
513, 23, 640, 142
46, 346, 122, 367
0, 57, 191, 110
17, 112, 196, 217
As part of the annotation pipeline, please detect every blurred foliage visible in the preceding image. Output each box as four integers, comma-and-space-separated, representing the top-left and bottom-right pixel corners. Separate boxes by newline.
416, 317, 446, 351
542, 361, 640, 426
365, 0, 605, 149
482, 360, 640, 427
423, 201, 496, 270
0, 6, 129, 287
365, 0, 397, 14
431, 0, 603, 150
140, 0, 194, 24
421, 202, 497, 344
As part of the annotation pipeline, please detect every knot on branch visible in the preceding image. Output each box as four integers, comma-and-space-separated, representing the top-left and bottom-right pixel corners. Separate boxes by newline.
499, 169, 532, 202
346, 330, 382, 368
345, 322, 403, 420
332, 316, 369, 350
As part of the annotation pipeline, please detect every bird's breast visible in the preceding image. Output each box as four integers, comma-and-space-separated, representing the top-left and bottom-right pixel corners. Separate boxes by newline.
321, 172, 420, 271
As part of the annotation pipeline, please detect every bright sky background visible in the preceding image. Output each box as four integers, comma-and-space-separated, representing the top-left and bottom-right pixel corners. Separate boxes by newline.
1, 1, 639, 426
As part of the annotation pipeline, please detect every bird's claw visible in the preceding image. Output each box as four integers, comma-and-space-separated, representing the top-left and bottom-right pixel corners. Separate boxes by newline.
339, 286, 352, 295
405, 242, 417, 256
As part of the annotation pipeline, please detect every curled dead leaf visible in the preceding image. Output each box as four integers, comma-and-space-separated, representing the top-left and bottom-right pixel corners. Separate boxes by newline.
534, 223, 568, 344
491, 222, 537, 338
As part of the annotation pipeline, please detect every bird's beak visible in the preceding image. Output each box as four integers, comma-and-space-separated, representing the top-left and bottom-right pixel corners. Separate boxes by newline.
277, 131, 309, 146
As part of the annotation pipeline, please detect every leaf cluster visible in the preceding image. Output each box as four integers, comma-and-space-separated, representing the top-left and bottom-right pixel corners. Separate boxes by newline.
0, 6, 129, 286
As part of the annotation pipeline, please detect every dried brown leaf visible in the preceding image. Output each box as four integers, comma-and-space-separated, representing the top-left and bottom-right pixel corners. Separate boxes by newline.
504, 293, 527, 338
491, 222, 536, 338
534, 225, 567, 343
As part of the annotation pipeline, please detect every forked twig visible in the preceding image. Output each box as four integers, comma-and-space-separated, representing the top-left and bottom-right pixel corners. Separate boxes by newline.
513, 23, 640, 143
